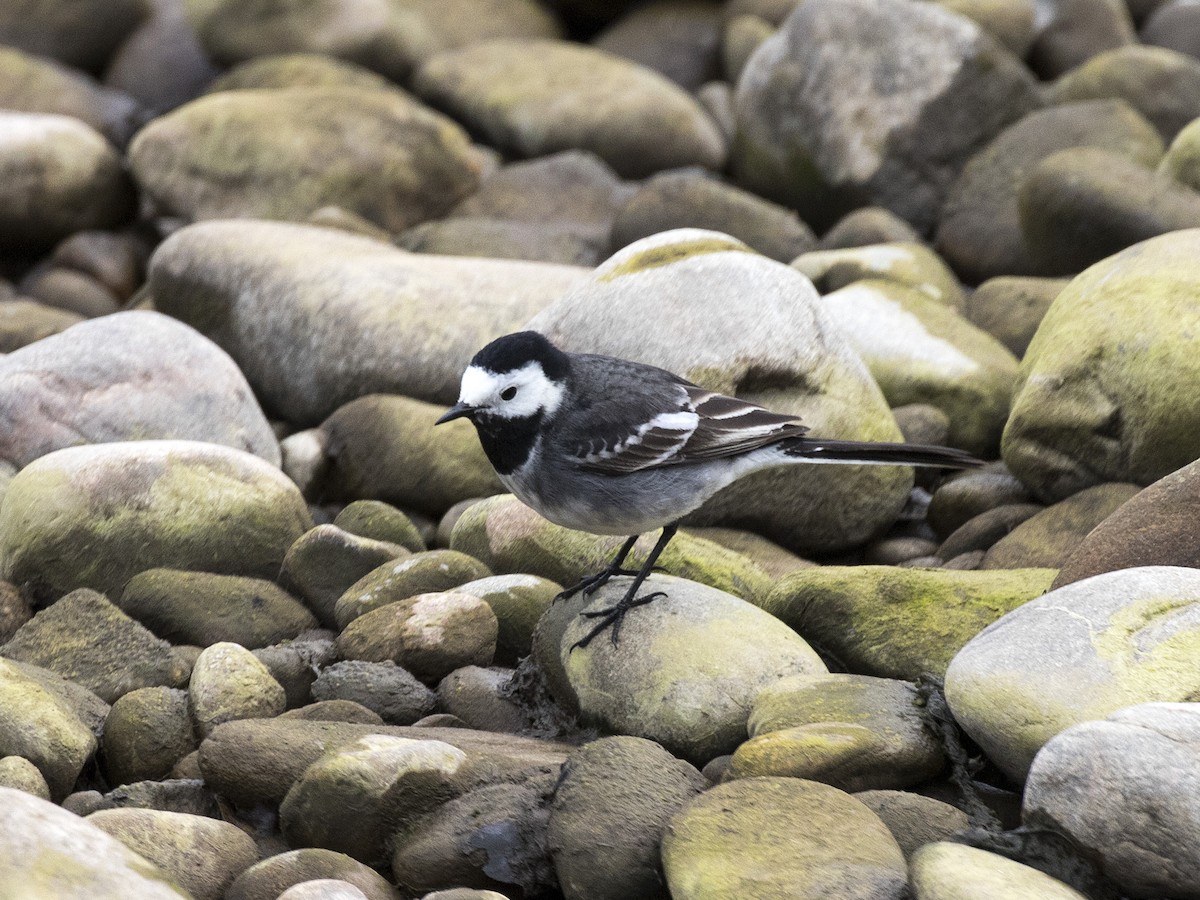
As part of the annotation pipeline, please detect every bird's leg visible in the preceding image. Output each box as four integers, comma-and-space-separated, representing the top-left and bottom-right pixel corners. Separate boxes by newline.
571, 523, 678, 650
554, 533, 642, 603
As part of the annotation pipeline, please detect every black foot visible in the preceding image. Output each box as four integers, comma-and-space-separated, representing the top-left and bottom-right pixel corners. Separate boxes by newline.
570, 590, 667, 651
554, 565, 642, 603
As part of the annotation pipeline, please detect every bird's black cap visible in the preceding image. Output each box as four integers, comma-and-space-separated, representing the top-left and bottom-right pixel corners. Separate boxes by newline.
471, 331, 570, 381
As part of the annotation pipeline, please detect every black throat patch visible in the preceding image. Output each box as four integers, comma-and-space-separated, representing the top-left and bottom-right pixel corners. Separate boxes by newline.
471, 411, 542, 476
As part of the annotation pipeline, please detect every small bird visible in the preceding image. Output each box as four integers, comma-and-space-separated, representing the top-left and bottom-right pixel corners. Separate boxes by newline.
438, 331, 981, 649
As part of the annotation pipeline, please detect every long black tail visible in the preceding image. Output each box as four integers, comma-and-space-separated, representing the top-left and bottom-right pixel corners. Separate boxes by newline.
782, 437, 983, 469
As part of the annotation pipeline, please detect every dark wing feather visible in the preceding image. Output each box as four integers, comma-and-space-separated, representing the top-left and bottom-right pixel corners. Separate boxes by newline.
558, 354, 807, 474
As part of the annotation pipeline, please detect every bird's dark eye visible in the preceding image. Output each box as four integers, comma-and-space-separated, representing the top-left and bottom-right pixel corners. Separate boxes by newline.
501, 386, 518, 401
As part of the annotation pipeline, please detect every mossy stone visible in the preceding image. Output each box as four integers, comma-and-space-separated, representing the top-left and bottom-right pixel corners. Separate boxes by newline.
0, 440, 311, 603
854, 790, 969, 859
280, 526, 409, 628
662, 777, 907, 899
120, 569, 317, 648
86, 808, 259, 900
763, 566, 1056, 680
189, 642, 286, 739
102, 687, 195, 787
457, 573, 561, 662
334, 500, 426, 552
911, 842, 1089, 899
1002, 229, 1200, 500
449, 492, 772, 607
793, 243, 964, 310
225, 848, 400, 900
333, 550, 493, 628
0, 755, 50, 799
2, 589, 185, 703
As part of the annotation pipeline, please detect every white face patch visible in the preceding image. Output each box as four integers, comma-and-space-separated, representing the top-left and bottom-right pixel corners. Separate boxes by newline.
458, 361, 565, 419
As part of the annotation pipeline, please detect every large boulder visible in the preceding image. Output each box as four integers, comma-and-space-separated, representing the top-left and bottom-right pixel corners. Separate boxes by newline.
535, 575, 826, 764
148, 220, 586, 425
0, 440, 311, 602
1023, 702, 1200, 900
129, 87, 481, 231
526, 229, 912, 555
0, 787, 189, 898
732, 0, 1040, 231
0, 310, 279, 470
415, 40, 725, 179
945, 566, 1200, 781
1002, 229, 1200, 501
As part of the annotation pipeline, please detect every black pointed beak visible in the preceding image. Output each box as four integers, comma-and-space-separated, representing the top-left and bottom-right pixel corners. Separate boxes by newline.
435, 402, 475, 425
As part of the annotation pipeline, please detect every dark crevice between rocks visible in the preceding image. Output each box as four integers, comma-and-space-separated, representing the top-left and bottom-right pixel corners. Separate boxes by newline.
916, 676, 1125, 900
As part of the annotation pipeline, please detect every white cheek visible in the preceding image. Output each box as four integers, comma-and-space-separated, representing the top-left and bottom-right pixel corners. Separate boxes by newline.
503, 374, 564, 419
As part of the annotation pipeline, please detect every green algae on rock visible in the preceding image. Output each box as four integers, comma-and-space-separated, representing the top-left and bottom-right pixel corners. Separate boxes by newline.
0, 440, 311, 603
763, 565, 1056, 680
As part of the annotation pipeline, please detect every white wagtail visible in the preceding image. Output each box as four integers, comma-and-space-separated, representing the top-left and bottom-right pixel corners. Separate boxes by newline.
437, 331, 981, 649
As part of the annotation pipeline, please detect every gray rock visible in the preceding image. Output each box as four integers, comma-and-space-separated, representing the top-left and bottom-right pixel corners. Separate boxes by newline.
1023, 702, 1200, 899
980, 483, 1140, 570
279, 881, 370, 900
148, 220, 586, 424
964, 276, 1068, 357
50, 229, 147, 302
198, 718, 570, 809
437, 666, 527, 734
935, 99, 1163, 282
527, 229, 912, 554
4, 658, 109, 739
0, 0, 147, 70
414, 40, 726, 178
854, 791, 969, 859
727, 673, 944, 791
311, 660, 437, 726
189, 642, 286, 738
0, 112, 133, 251
2, 589, 184, 703
0, 440, 311, 602
910, 841, 1088, 899
87, 808, 259, 900
280, 700, 384, 726
207, 52, 397, 94
253, 638, 336, 710
935, 504, 1042, 560
119, 569, 317, 648
1053, 457, 1200, 586
0, 579, 32, 643
591, 1, 722, 91
1002, 229, 1200, 500
281, 734, 467, 865
102, 687, 196, 787
931, 0, 1036, 57
320, 395, 502, 518
226, 848, 400, 900
0, 787, 187, 897
280, 525, 409, 628
816, 280, 1018, 455
0, 310, 278, 470
0, 657, 96, 799
196, 0, 560, 81
400, 218, 607, 267
1047, 45, 1200, 142
662, 777, 907, 898
104, 0, 219, 115
927, 468, 1033, 538
945, 566, 1200, 781
1144, 0, 1200, 59
1029, 0, 1135, 79
1019, 147, 1200, 275
611, 169, 815, 262
333, 550, 493, 628
819, 207, 922, 250
337, 591, 498, 684
0, 46, 141, 145
733, 0, 1040, 231
103, 777, 222, 818
549, 736, 705, 900
18, 266, 121, 317
536, 575, 826, 763
390, 775, 556, 898
792, 242, 965, 309
721, 13, 773, 82
458, 574, 562, 663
